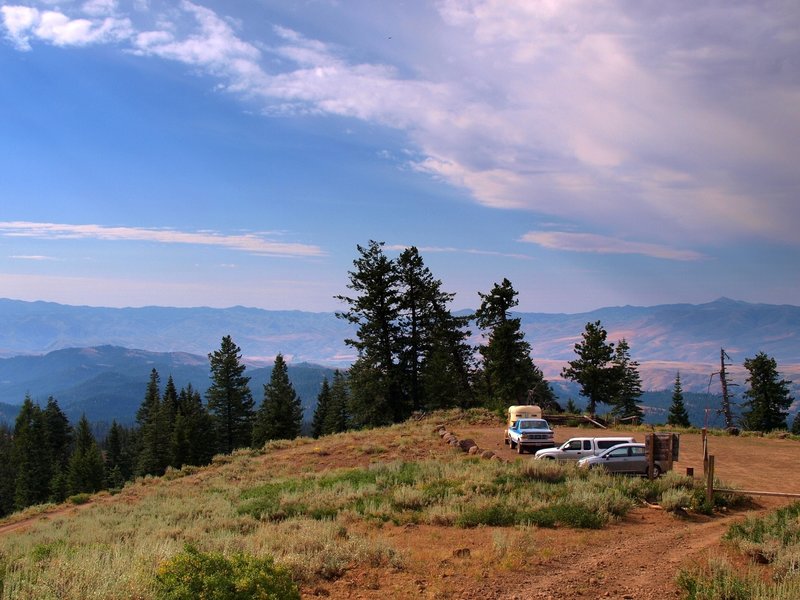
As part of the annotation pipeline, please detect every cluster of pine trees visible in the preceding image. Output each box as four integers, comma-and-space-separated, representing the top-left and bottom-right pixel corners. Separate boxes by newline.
0, 337, 307, 518
0, 397, 104, 517
332, 242, 560, 430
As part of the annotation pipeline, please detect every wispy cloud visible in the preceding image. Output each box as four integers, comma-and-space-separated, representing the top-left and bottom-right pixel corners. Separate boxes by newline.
0, 222, 325, 258
10, 254, 60, 261
520, 231, 706, 261
385, 244, 533, 261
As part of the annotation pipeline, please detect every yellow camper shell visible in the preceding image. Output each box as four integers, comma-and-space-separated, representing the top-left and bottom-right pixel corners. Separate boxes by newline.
504, 405, 543, 443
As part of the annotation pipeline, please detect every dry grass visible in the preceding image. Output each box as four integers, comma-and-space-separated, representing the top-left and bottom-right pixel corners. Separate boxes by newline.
0, 409, 750, 599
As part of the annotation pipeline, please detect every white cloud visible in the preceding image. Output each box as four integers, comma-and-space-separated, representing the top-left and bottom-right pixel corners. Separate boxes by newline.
10, 254, 60, 261
1, 5, 132, 48
520, 231, 706, 261
0, 222, 325, 258
82, 0, 117, 17
1, 5, 39, 49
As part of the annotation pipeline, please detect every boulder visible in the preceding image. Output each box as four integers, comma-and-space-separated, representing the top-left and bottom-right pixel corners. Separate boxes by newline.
457, 439, 476, 452
467, 445, 481, 455
480, 450, 495, 459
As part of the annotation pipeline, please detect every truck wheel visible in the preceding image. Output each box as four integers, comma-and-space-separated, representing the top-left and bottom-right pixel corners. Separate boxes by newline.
545, 456, 555, 460
650, 465, 662, 478
517, 444, 524, 454
510, 440, 517, 450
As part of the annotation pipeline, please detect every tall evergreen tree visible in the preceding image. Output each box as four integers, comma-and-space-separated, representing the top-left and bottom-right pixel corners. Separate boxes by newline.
741, 352, 794, 432
311, 378, 331, 439
792, 411, 800, 435
324, 370, 350, 435
175, 383, 216, 467
609, 339, 644, 422
13, 396, 51, 510
667, 372, 691, 427
336, 240, 402, 426
207, 335, 254, 454
104, 420, 133, 488
565, 398, 580, 414
67, 415, 105, 495
43, 396, 72, 502
561, 321, 617, 415
395, 247, 472, 412
253, 354, 303, 446
0, 423, 16, 517
474, 279, 554, 412
396, 247, 474, 412
136, 369, 170, 477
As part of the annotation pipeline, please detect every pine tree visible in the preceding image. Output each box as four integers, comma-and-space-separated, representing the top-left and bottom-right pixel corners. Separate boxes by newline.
791, 411, 800, 435
207, 335, 254, 454
336, 241, 402, 426
176, 383, 216, 467
474, 279, 553, 412
0, 423, 16, 517
395, 247, 472, 412
13, 396, 51, 510
136, 369, 170, 476
42, 396, 72, 502
311, 378, 331, 438
324, 370, 350, 435
561, 321, 617, 415
565, 398, 579, 414
667, 372, 691, 427
609, 339, 644, 422
104, 421, 133, 487
67, 415, 105, 495
162, 375, 180, 461
253, 354, 303, 446
741, 352, 794, 432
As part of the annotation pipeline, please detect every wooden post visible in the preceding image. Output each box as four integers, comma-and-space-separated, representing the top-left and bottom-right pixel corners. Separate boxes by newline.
647, 432, 656, 480
702, 428, 708, 475
706, 455, 715, 505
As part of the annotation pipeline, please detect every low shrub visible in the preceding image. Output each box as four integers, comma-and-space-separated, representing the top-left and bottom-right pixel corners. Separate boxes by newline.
68, 493, 92, 505
155, 544, 299, 600
660, 488, 693, 513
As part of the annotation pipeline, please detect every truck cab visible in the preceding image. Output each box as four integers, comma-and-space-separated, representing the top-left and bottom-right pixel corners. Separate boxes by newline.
504, 405, 543, 445
506, 418, 554, 454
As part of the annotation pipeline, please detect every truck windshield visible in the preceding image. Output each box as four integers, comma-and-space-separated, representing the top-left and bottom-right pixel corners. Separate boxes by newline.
518, 419, 546, 429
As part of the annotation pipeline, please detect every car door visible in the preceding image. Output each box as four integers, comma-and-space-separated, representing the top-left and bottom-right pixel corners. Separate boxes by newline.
628, 445, 648, 474
603, 446, 631, 473
561, 439, 584, 459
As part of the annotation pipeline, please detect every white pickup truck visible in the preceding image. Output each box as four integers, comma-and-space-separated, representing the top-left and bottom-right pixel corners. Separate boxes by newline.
506, 418, 555, 454
533, 436, 635, 461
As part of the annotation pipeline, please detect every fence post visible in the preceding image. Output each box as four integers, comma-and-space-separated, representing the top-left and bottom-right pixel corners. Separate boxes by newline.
702, 428, 708, 475
706, 455, 715, 505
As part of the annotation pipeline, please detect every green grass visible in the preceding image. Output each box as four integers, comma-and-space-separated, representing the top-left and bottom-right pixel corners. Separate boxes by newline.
677, 501, 800, 599
235, 456, 717, 530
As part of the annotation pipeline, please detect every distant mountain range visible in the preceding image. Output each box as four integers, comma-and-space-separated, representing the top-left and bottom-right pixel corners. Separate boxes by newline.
0, 345, 335, 426
0, 297, 797, 426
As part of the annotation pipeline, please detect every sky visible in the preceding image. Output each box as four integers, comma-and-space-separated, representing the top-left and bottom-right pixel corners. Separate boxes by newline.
1, 0, 799, 313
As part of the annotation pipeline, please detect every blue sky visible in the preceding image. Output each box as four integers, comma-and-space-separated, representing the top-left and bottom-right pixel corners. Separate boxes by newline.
1, 0, 798, 313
